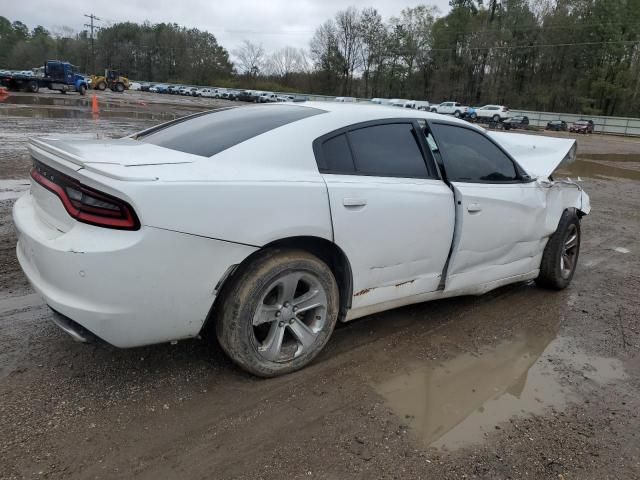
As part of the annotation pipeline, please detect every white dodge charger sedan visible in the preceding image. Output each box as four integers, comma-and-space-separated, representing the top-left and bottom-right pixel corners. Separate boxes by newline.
14, 103, 590, 377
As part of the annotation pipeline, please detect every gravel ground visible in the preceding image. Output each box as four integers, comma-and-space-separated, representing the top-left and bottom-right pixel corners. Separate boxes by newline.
0, 91, 639, 479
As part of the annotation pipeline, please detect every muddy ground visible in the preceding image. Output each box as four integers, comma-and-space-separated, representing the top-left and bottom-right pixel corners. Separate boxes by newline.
1, 91, 639, 480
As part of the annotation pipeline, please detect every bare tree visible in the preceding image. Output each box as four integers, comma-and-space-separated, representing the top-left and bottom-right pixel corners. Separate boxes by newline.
266, 46, 306, 82
359, 8, 387, 97
233, 40, 265, 76
334, 7, 363, 95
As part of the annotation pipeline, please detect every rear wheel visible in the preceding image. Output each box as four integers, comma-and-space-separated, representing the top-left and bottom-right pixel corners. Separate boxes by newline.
216, 249, 339, 377
536, 210, 581, 289
492, 114, 500, 122
454, 110, 461, 118
78, 84, 86, 96
115, 83, 125, 93
96, 81, 106, 91
28, 80, 39, 93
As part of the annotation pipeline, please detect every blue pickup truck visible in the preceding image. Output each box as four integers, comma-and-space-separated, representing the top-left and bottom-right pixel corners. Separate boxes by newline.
0, 61, 89, 95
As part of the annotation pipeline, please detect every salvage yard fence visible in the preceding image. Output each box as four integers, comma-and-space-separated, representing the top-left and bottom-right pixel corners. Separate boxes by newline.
292, 93, 640, 137
508, 109, 640, 137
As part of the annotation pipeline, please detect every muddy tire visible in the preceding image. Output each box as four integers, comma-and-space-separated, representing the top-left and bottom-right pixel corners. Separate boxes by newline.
536, 210, 581, 290
78, 84, 86, 96
27, 80, 39, 93
96, 81, 106, 91
115, 83, 125, 93
216, 249, 339, 377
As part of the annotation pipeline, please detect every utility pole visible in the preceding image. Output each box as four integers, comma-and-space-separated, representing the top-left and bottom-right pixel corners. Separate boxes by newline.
84, 13, 100, 74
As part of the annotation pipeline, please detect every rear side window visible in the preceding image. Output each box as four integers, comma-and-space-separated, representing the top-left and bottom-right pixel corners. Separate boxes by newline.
321, 134, 355, 173
137, 105, 325, 157
348, 123, 428, 178
430, 123, 518, 182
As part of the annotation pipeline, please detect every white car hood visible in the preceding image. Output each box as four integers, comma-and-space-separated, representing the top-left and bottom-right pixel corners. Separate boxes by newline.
488, 132, 576, 179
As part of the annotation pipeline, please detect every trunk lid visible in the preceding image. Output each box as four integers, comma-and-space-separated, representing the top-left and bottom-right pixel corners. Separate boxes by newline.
29, 137, 198, 181
487, 132, 576, 178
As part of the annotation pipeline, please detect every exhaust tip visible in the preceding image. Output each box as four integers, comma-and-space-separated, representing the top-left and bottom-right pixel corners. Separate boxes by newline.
50, 309, 96, 343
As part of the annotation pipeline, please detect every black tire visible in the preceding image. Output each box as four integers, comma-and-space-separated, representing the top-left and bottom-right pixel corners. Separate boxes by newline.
536, 210, 581, 290
78, 84, 86, 96
216, 249, 339, 377
28, 80, 39, 93
492, 114, 500, 122
115, 83, 125, 93
96, 81, 106, 91
454, 110, 461, 118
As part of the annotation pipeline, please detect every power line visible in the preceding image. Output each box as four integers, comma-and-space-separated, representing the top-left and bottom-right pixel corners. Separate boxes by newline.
84, 13, 100, 73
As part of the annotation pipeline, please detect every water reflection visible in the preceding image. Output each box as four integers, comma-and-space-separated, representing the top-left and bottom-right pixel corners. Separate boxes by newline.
373, 331, 627, 450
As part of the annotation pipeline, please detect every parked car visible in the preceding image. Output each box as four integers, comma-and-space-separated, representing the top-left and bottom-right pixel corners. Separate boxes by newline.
140, 83, 152, 92
211, 88, 226, 98
433, 101, 470, 118
414, 101, 430, 111
259, 92, 278, 103
334, 97, 356, 102
227, 90, 242, 101
503, 115, 530, 130
389, 99, 410, 107
129, 82, 142, 91
166, 85, 181, 94
473, 105, 510, 122
178, 86, 191, 96
15, 103, 590, 377
237, 90, 258, 102
546, 120, 568, 131
569, 119, 594, 134
149, 84, 168, 94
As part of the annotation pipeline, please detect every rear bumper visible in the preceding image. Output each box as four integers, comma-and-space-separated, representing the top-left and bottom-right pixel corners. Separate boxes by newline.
13, 192, 257, 347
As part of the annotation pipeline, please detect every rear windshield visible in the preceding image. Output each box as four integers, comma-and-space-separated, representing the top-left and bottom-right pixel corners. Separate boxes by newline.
137, 105, 325, 157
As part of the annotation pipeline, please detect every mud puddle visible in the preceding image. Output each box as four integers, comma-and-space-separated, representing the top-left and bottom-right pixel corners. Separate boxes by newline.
0, 95, 90, 107
559, 154, 640, 181
373, 332, 627, 451
0, 106, 180, 121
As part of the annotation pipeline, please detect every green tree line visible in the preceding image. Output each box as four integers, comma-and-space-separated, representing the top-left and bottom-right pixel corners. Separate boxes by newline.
1, 0, 639, 116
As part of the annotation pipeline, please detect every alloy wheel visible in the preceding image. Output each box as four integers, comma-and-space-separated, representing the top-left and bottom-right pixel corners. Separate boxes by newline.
560, 224, 578, 279
252, 271, 328, 363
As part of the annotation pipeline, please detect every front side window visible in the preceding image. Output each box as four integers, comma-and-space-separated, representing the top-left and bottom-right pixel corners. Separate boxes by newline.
429, 123, 518, 182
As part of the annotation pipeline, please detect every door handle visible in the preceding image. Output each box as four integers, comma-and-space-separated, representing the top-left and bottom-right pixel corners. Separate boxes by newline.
467, 203, 482, 213
343, 197, 367, 208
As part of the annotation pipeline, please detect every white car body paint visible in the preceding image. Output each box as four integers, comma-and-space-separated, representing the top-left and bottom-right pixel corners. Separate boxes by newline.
13, 103, 590, 347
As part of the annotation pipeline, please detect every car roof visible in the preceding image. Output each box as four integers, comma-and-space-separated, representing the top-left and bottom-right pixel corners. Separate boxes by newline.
298, 101, 478, 131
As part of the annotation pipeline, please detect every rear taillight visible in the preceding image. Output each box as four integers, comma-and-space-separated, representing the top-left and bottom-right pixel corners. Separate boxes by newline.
31, 161, 140, 230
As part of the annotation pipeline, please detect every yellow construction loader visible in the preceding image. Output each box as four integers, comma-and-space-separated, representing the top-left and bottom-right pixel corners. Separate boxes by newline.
90, 69, 129, 92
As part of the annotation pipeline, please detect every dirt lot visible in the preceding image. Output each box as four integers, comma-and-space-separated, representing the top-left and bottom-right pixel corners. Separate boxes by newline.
1, 91, 639, 480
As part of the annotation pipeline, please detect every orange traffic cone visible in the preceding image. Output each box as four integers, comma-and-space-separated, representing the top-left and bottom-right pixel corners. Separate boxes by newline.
91, 94, 99, 114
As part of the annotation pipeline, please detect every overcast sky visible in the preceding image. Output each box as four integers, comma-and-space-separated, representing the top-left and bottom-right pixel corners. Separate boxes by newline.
5, 0, 451, 53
